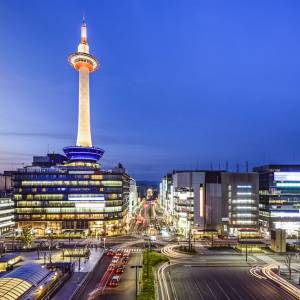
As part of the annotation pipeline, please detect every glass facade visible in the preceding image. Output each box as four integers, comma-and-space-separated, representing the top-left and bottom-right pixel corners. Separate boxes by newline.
254, 164, 300, 235
13, 167, 130, 235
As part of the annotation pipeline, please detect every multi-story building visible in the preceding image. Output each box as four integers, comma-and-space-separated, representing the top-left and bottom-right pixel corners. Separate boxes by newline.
221, 172, 259, 235
139, 183, 148, 198
161, 169, 259, 236
0, 197, 14, 235
0, 174, 12, 197
129, 178, 138, 212
13, 164, 130, 235
253, 164, 300, 235
160, 174, 172, 211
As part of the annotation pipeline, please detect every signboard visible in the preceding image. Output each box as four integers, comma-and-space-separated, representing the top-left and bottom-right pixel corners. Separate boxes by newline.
150, 236, 156, 241
274, 172, 300, 182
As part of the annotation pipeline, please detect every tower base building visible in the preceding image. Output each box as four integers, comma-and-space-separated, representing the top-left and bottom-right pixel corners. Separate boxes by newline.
13, 162, 130, 236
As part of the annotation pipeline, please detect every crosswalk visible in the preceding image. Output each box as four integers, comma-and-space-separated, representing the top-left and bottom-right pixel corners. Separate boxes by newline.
123, 248, 143, 252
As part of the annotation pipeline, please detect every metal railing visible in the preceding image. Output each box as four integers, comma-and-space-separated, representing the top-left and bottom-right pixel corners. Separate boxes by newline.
68, 251, 105, 300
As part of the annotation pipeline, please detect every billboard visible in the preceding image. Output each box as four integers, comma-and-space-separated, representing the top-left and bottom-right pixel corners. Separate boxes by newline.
274, 172, 300, 182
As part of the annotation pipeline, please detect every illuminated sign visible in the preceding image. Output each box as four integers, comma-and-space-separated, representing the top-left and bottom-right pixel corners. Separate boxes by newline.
274, 172, 300, 182
199, 184, 203, 217
277, 183, 300, 187
68, 196, 105, 201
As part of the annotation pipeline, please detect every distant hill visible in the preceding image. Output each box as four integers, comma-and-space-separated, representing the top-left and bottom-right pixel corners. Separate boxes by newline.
136, 180, 160, 187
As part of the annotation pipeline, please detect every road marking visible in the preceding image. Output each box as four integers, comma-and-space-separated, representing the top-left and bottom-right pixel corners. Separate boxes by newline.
183, 265, 191, 267
203, 279, 217, 300
222, 277, 243, 300
213, 278, 230, 300
249, 256, 257, 261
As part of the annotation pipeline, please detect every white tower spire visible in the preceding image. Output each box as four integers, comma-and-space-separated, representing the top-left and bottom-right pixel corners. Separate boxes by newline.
68, 17, 100, 147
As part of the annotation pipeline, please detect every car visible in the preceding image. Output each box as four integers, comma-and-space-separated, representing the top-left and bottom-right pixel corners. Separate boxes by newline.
217, 235, 225, 239
108, 263, 116, 271
162, 226, 167, 230
228, 235, 237, 239
122, 251, 129, 257
112, 256, 119, 263
107, 250, 115, 256
202, 236, 211, 240
116, 249, 123, 256
115, 265, 126, 274
109, 275, 122, 286
122, 257, 129, 264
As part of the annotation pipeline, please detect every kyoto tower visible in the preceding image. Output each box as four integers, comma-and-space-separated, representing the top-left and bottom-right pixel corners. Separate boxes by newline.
63, 15, 105, 163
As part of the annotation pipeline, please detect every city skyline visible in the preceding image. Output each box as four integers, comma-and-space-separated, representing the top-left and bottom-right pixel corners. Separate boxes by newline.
1, 1, 300, 180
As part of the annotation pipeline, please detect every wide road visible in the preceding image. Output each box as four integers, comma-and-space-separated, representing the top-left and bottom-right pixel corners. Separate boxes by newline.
79, 251, 143, 300
163, 262, 297, 300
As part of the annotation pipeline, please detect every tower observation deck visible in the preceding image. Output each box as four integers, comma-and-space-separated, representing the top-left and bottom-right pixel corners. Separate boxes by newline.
63, 16, 104, 163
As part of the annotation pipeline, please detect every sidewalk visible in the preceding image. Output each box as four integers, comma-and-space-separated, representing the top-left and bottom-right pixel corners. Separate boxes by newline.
12, 247, 104, 272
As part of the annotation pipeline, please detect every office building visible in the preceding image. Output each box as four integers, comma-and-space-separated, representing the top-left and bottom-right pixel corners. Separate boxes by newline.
221, 172, 259, 235
0, 197, 14, 235
160, 169, 259, 236
253, 164, 300, 235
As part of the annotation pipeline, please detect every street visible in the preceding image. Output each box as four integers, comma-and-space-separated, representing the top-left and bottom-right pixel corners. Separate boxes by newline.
159, 262, 297, 300
79, 252, 143, 300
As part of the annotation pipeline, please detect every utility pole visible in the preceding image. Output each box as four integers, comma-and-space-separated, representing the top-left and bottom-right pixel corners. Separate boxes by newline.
131, 265, 142, 300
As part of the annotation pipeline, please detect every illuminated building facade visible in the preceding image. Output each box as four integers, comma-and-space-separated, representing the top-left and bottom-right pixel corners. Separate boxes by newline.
221, 172, 259, 235
254, 164, 300, 235
12, 18, 131, 235
13, 166, 130, 235
161, 170, 259, 236
0, 198, 14, 235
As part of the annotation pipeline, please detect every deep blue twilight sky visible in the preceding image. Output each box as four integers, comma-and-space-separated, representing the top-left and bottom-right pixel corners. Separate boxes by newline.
1, 1, 300, 180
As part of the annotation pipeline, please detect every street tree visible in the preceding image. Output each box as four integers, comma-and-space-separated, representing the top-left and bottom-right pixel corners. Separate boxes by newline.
283, 254, 293, 280
19, 226, 34, 249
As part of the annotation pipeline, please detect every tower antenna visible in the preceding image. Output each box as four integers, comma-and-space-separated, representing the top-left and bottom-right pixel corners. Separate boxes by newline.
83, 11, 85, 25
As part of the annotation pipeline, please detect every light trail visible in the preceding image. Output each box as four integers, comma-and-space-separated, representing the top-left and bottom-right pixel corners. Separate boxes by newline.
250, 263, 300, 300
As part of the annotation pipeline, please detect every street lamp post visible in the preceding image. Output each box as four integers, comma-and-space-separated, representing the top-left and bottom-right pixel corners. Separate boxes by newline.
194, 224, 200, 249
131, 265, 142, 300
69, 229, 75, 245
10, 226, 15, 252
246, 229, 248, 262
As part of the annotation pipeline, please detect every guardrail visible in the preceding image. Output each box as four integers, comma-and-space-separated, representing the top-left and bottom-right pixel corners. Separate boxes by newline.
68, 251, 105, 300
40, 272, 70, 300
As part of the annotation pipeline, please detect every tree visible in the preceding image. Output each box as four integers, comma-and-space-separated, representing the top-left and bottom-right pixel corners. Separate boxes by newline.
47, 236, 55, 248
215, 222, 223, 235
112, 224, 119, 235
19, 226, 34, 249
283, 254, 293, 280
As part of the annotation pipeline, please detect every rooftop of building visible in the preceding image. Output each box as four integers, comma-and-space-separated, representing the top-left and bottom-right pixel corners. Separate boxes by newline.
253, 164, 300, 172
0, 264, 50, 300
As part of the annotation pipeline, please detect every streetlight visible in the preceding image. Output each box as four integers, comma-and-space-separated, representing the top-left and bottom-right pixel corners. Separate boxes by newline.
194, 224, 200, 249
131, 265, 142, 300
239, 228, 250, 262
10, 226, 15, 252
69, 229, 75, 244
